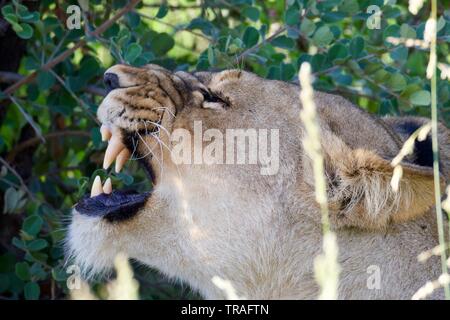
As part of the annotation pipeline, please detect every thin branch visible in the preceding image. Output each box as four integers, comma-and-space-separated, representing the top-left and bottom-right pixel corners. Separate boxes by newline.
49, 70, 99, 124
6, 130, 91, 162
235, 27, 287, 64
362, 73, 414, 108
2, 0, 141, 97
137, 11, 212, 41
0, 156, 36, 202
9, 96, 45, 142
0, 71, 106, 96
142, 3, 205, 9
313, 53, 376, 76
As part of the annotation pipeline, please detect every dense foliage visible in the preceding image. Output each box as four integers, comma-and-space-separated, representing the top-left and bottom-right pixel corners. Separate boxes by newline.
0, 0, 449, 299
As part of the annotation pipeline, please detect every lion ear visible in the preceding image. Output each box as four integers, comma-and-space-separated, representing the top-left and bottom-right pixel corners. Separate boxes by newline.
308, 130, 439, 230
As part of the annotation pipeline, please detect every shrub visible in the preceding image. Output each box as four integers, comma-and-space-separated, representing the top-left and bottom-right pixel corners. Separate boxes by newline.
0, 0, 448, 299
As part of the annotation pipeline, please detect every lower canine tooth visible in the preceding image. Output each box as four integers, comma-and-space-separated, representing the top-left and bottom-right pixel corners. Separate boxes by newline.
103, 135, 125, 170
115, 149, 131, 173
91, 175, 103, 197
103, 178, 112, 194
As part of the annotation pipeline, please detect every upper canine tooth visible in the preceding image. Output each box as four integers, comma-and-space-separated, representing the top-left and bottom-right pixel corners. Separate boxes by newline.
100, 125, 112, 141
103, 135, 125, 170
91, 175, 103, 197
115, 149, 131, 173
103, 178, 112, 194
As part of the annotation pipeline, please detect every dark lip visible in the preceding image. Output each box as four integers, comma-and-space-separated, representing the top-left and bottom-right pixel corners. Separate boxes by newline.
75, 190, 152, 222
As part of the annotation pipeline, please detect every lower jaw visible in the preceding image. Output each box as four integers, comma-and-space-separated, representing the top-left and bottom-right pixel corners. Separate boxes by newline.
75, 129, 156, 222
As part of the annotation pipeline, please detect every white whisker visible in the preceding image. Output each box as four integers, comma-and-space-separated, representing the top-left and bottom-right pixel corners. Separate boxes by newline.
137, 131, 164, 178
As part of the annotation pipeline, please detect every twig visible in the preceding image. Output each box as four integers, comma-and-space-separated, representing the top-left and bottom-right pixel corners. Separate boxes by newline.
9, 95, 45, 142
235, 27, 287, 64
0, 71, 106, 96
142, 3, 205, 9
6, 130, 91, 162
2, 0, 141, 97
313, 53, 376, 76
362, 73, 414, 108
49, 70, 99, 123
137, 11, 212, 41
0, 156, 36, 202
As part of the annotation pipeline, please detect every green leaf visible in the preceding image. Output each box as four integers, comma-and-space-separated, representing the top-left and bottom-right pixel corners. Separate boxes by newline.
20, 12, 41, 23
243, 6, 260, 22
328, 43, 348, 62
4, 13, 18, 25
349, 36, 364, 58
310, 54, 326, 72
1, 4, 14, 16
37, 71, 55, 91
11, 21, 23, 33
207, 46, 216, 66
149, 32, 175, 56
4, 187, 18, 214
27, 239, 48, 252
23, 215, 43, 237
15, 262, 30, 281
390, 46, 408, 62
280, 63, 296, 81
437, 16, 446, 32
186, 18, 215, 36
285, 5, 300, 25
373, 69, 389, 82
20, 12, 40, 23
24, 282, 40, 300
52, 267, 67, 281
91, 127, 102, 149
300, 18, 315, 36
29, 263, 47, 280
400, 23, 416, 39
339, 0, 359, 15
17, 6, 34, 21
3, 187, 26, 214
124, 43, 142, 64
272, 36, 295, 49
12, 237, 27, 251
312, 26, 334, 47
387, 73, 407, 92
242, 26, 259, 48
383, 24, 400, 42
126, 12, 140, 28
156, 4, 169, 18
16, 23, 33, 39
267, 65, 281, 80
410, 90, 431, 106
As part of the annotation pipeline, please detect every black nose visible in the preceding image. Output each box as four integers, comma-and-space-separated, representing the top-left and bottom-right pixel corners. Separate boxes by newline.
104, 73, 120, 93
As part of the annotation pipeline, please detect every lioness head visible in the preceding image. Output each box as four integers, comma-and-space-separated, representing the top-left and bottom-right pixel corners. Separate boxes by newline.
67, 64, 449, 297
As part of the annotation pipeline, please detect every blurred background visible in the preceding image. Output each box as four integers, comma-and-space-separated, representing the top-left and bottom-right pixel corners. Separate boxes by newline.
0, 0, 449, 299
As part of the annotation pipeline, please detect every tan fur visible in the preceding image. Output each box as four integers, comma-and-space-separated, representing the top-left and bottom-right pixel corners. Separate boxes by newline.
67, 65, 450, 299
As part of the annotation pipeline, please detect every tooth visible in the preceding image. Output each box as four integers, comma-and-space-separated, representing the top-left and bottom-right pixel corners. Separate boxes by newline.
91, 175, 103, 197
115, 149, 131, 173
100, 125, 112, 141
103, 178, 112, 194
103, 135, 125, 170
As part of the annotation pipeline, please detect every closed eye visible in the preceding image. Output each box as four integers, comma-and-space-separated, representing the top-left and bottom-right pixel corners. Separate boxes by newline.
200, 89, 230, 109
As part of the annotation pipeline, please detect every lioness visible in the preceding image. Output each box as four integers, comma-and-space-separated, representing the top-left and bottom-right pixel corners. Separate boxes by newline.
67, 64, 450, 299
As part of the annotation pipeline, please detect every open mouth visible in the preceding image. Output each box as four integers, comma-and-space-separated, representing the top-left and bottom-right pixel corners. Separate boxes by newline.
75, 125, 155, 222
